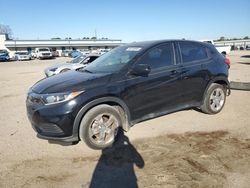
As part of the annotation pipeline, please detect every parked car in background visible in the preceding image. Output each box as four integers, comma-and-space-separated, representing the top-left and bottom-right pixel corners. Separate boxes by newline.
80, 49, 91, 55
231, 45, 238, 51
51, 50, 59, 57
27, 40, 230, 149
44, 54, 100, 77
200, 40, 231, 55
90, 49, 100, 54
0, 50, 10, 62
61, 50, 72, 57
70, 50, 82, 58
35, 48, 53, 59
99, 49, 110, 55
15, 51, 32, 61
31, 51, 37, 58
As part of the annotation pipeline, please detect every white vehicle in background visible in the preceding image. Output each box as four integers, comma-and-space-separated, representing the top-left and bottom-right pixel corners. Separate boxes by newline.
99, 49, 110, 55
61, 49, 72, 57
15, 51, 32, 61
44, 54, 100, 77
90, 49, 99, 54
200, 40, 231, 55
80, 49, 91, 56
35, 48, 53, 59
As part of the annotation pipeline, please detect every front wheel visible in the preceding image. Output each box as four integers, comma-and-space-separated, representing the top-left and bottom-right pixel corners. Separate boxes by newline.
200, 83, 226, 114
79, 104, 122, 149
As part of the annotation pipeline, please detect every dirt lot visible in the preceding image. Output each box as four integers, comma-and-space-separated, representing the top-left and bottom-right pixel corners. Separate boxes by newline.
0, 51, 250, 188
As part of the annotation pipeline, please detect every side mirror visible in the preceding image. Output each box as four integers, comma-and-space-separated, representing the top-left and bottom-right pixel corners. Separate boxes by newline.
130, 64, 151, 77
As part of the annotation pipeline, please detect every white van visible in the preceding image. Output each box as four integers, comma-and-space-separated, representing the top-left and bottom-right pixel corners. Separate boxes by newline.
35, 48, 52, 59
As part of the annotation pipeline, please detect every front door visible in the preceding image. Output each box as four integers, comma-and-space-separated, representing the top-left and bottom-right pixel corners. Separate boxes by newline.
124, 42, 183, 121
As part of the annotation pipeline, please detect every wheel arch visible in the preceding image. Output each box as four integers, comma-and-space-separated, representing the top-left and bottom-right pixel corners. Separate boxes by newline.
202, 76, 230, 102
72, 96, 131, 139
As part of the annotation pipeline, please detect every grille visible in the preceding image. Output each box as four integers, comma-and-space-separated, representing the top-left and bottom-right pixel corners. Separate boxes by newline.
42, 53, 50, 56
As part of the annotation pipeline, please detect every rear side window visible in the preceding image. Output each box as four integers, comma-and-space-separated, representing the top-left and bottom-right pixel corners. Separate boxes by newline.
179, 42, 208, 63
136, 43, 174, 70
206, 45, 218, 58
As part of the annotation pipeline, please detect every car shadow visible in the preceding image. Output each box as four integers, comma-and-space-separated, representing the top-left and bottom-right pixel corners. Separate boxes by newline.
192, 107, 203, 113
241, 55, 250, 58
88, 131, 144, 188
238, 62, 250, 65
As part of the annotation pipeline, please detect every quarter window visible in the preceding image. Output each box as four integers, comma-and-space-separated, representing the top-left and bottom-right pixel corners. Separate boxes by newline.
136, 43, 174, 70
179, 42, 208, 63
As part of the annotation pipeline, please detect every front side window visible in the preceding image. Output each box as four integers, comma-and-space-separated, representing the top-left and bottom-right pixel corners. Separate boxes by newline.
135, 43, 174, 70
179, 42, 208, 63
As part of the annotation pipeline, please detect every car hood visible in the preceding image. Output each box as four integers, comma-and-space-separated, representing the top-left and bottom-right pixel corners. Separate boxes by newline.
32, 70, 112, 94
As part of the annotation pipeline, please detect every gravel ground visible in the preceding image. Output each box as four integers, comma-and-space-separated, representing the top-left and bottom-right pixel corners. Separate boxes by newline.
0, 51, 250, 188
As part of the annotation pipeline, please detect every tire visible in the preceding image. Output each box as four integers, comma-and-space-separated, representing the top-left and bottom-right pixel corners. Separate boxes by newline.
60, 69, 70, 73
200, 83, 226, 114
79, 104, 122, 150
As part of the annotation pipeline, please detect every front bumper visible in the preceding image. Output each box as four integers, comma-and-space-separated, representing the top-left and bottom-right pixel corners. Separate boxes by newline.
39, 55, 53, 59
19, 56, 30, 61
26, 93, 81, 142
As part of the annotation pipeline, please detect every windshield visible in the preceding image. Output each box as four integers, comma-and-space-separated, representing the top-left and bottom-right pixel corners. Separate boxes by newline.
39, 49, 50, 52
83, 46, 142, 73
69, 55, 86, 64
0, 50, 8, 53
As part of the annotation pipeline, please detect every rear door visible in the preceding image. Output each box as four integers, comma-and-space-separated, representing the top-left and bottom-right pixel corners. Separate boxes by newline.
178, 41, 211, 104
124, 42, 183, 121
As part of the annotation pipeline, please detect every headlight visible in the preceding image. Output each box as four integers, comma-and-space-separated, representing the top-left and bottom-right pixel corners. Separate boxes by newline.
41, 91, 83, 105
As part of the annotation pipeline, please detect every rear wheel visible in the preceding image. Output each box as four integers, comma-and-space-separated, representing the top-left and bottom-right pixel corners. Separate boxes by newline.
200, 83, 226, 114
79, 104, 122, 149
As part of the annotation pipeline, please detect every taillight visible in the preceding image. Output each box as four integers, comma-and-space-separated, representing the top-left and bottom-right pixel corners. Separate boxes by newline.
225, 58, 230, 65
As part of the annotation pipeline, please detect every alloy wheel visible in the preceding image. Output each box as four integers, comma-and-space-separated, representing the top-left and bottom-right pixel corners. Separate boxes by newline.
88, 113, 119, 146
209, 88, 225, 112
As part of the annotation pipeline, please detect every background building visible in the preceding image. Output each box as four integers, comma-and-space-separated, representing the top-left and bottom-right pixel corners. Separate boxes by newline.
0, 34, 123, 57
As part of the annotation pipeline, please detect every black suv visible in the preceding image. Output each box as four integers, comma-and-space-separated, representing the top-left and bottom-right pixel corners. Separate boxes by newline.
26, 40, 230, 149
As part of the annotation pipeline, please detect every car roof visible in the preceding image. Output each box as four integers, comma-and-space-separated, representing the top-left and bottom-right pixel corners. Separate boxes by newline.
125, 39, 211, 49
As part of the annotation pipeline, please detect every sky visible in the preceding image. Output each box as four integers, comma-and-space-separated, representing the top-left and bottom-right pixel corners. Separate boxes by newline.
0, 0, 249, 42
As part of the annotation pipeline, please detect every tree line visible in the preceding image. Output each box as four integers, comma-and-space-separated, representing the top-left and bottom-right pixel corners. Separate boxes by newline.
215, 36, 249, 41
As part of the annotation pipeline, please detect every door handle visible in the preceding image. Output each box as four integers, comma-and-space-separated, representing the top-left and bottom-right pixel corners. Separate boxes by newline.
171, 70, 177, 74
170, 70, 178, 77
